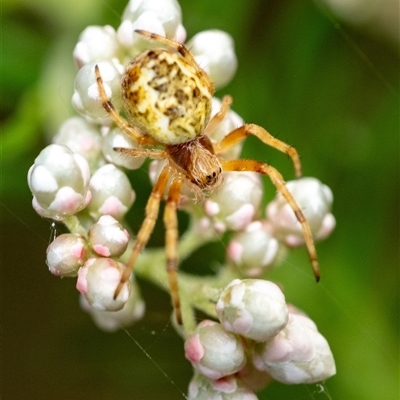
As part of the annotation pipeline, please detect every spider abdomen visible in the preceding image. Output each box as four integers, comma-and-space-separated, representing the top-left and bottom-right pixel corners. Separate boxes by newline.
121, 49, 212, 145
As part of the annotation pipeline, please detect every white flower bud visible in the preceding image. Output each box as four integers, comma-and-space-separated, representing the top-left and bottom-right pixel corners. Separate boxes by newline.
174, 23, 186, 43
88, 164, 135, 221
76, 257, 131, 311
53, 116, 104, 171
188, 373, 258, 400
117, 13, 166, 56
73, 25, 121, 69
72, 60, 123, 125
184, 320, 246, 380
27, 144, 91, 221
79, 278, 145, 332
204, 172, 263, 233
227, 221, 281, 276
266, 177, 336, 247
216, 279, 288, 342
120, 0, 182, 39
208, 97, 244, 160
102, 126, 146, 169
46, 233, 89, 277
187, 30, 237, 89
253, 313, 336, 384
88, 215, 130, 257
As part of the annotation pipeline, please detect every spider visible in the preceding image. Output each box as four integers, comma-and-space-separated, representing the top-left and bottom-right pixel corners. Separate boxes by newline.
95, 30, 319, 325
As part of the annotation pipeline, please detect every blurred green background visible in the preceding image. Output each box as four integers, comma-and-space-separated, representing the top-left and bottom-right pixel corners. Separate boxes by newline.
2, 0, 399, 399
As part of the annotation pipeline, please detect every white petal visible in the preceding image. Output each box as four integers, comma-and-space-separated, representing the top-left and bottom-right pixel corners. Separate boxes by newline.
30, 165, 58, 193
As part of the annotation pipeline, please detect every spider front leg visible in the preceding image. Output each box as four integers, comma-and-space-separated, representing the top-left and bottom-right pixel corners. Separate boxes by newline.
222, 159, 320, 281
114, 165, 171, 298
215, 124, 302, 178
163, 176, 184, 324
94, 64, 157, 147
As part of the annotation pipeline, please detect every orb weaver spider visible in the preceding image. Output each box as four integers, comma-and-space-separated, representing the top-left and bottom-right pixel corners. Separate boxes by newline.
95, 30, 319, 325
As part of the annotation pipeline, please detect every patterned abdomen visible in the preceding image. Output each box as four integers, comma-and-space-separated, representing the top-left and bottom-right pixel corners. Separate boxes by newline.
121, 49, 212, 145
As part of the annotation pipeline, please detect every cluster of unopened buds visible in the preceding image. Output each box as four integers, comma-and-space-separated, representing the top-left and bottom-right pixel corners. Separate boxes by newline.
28, 0, 336, 397
186, 280, 336, 398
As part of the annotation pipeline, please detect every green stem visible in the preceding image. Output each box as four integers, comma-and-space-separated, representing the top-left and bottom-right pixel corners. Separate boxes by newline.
63, 215, 89, 238
131, 228, 239, 334
119, 222, 240, 334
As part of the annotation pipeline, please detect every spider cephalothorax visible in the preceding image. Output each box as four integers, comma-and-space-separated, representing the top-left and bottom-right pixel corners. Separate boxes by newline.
166, 135, 222, 191
95, 30, 320, 325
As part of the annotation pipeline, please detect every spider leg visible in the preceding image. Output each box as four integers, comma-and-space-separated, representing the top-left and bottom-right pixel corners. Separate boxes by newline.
215, 124, 302, 178
134, 30, 214, 94
114, 147, 167, 159
222, 159, 320, 281
114, 165, 171, 298
202, 95, 233, 137
163, 176, 184, 324
95, 64, 158, 147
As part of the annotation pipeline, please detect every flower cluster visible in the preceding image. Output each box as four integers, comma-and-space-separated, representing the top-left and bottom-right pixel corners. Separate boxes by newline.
185, 280, 336, 398
27, 0, 336, 396
45, 214, 144, 331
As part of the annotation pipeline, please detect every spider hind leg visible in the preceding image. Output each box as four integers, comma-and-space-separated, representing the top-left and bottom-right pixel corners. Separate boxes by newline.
163, 176, 184, 324
114, 165, 171, 299
222, 159, 320, 281
94, 64, 158, 146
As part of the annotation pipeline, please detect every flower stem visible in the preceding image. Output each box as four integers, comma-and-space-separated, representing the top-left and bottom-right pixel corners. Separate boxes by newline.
130, 226, 239, 334
63, 215, 89, 238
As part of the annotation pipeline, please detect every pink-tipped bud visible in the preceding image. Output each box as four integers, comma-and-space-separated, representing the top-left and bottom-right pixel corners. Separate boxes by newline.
184, 320, 246, 380
216, 279, 288, 342
253, 312, 336, 384
77, 257, 131, 311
